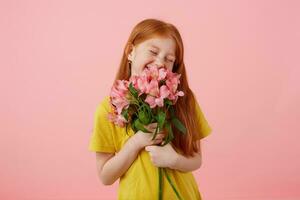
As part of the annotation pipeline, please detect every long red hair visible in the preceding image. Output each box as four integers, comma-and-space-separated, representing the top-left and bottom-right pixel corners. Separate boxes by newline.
114, 18, 204, 157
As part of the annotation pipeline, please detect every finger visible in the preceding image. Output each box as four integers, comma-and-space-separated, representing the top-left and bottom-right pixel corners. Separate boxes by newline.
148, 123, 158, 128
154, 133, 165, 139
145, 146, 150, 151
149, 134, 162, 141
152, 138, 162, 143
147, 122, 155, 127
152, 136, 163, 141
153, 139, 163, 144
145, 124, 156, 131
145, 146, 154, 152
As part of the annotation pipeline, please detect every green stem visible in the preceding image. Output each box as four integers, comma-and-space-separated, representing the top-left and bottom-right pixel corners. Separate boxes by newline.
163, 168, 183, 200
156, 141, 183, 200
158, 167, 163, 200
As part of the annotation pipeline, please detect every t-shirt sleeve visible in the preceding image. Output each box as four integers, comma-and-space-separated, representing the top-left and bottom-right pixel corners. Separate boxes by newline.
194, 99, 213, 140
88, 97, 117, 153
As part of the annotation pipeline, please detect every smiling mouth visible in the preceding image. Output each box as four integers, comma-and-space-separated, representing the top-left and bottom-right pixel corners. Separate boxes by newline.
144, 64, 150, 69
145, 64, 163, 69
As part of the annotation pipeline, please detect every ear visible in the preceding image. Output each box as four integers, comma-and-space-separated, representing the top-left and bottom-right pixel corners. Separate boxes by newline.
126, 44, 135, 61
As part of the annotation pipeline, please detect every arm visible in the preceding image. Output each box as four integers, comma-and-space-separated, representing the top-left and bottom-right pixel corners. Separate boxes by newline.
96, 139, 140, 185
170, 139, 202, 173
96, 124, 165, 185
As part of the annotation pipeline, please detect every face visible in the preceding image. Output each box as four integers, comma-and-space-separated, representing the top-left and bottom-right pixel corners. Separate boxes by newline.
127, 36, 176, 77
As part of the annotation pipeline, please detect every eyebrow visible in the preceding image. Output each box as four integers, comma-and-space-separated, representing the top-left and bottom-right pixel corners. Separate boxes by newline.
149, 45, 175, 57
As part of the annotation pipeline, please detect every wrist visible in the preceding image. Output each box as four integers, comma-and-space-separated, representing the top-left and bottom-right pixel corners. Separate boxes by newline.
127, 136, 142, 153
170, 152, 180, 170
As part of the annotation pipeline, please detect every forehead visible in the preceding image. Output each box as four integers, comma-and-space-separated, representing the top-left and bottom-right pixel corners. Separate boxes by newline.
139, 37, 176, 56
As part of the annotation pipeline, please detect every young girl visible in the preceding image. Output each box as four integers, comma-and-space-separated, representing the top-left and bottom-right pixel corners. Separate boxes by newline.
88, 18, 212, 200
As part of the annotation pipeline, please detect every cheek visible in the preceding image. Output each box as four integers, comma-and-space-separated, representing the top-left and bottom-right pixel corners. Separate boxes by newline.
137, 56, 152, 68
131, 60, 146, 75
167, 64, 174, 71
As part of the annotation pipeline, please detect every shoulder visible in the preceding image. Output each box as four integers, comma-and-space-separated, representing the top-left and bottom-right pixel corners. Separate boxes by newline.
96, 95, 111, 112
93, 96, 113, 123
194, 99, 202, 115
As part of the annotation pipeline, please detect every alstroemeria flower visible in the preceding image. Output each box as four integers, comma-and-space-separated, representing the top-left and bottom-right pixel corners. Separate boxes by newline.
129, 75, 143, 97
107, 110, 127, 127
146, 79, 160, 96
136, 75, 149, 95
110, 80, 130, 115
108, 65, 184, 126
145, 85, 170, 108
166, 70, 181, 93
165, 70, 184, 104
144, 65, 168, 81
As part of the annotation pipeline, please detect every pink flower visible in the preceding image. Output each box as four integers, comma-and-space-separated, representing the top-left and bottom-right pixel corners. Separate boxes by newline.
158, 68, 168, 80
165, 70, 184, 104
107, 110, 127, 127
166, 71, 181, 93
132, 69, 160, 96
146, 79, 159, 96
108, 65, 185, 126
128, 75, 141, 97
129, 75, 139, 89
144, 65, 167, 81
110, 80, 130, 115
136, 75, 149, 95
145, 85, 170, 108
168, 90, 184, 104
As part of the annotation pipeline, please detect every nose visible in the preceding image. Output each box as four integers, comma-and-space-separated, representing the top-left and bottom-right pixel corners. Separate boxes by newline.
153, 56, 166, 68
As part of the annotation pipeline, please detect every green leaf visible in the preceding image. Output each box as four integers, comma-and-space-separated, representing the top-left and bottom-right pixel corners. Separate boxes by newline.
164, 98, 173, 106
144, 103, 153, 118
164, 98, 173, 110
162, 122, 174, 146
171, 117, 187, 134
138, 109, 147, 124
121, 109, 128, 121
134, 119, 152, 133
138, 105, 151, 125
169, 105, 175, 118
131, 121, 137, 133
157, 110, 166, 131
129, 82, 138, 98
151, 123, 159, 140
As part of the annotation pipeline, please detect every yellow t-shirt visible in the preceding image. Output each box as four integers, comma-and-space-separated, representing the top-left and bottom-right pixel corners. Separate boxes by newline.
88, 96, 212, 200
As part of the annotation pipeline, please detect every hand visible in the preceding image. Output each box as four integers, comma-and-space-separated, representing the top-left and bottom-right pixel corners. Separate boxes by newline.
145, 143, 179, 168
129, 122, 166, 151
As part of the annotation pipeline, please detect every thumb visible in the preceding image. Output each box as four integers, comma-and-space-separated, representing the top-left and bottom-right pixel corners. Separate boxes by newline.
145, 146, 152, 152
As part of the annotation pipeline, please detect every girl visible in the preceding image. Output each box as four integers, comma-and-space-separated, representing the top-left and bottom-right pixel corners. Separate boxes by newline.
88, 18, 212, 200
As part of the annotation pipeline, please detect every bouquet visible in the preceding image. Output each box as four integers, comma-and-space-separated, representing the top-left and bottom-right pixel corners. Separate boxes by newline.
108, 65, 186, 200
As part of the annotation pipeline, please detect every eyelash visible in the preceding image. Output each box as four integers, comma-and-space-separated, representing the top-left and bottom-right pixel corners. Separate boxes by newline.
149, 50, 158, 55
149, 50, 174, 62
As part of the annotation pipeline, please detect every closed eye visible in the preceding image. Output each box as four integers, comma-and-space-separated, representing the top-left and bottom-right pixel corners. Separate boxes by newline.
149, 50, 158, 55
150, 50, 175, 62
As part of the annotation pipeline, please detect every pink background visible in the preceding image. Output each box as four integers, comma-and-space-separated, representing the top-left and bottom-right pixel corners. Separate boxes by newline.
1, 0, 299, 199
